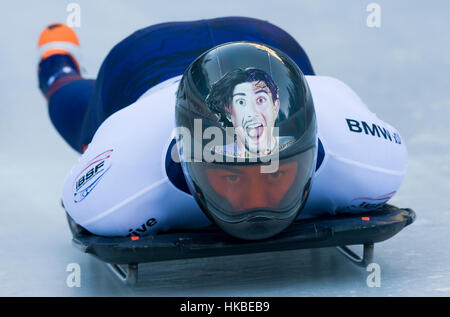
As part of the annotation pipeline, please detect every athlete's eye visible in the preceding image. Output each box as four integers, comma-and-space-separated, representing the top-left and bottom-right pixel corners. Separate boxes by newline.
223, 175, 240, 184
270, 172, 281, 178
266, 171, 285, 182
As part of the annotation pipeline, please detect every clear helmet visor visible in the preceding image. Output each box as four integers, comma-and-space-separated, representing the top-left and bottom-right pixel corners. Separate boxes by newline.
182, 148, 316, 240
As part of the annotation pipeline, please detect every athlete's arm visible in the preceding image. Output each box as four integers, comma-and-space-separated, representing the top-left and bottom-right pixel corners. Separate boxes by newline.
300, 76, 407, 218
61, 79, 211, 237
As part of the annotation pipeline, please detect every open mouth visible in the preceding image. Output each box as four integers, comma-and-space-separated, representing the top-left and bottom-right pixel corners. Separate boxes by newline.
246, 123, 265, 141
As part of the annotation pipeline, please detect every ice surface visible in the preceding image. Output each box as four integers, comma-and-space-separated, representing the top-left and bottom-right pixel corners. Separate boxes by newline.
0, 0, 449, 296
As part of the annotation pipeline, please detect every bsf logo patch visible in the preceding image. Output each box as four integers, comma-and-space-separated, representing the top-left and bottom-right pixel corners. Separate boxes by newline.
73, 149, 113, 203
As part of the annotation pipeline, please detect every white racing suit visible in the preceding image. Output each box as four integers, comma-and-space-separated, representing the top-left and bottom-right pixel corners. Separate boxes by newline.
62, 75, 407, 237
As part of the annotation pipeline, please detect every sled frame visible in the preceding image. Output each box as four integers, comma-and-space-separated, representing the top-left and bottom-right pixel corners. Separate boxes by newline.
67, 206, 415, 286
336, 243, 374, 267
105, 243, 376, 286
106, 263, 138, 286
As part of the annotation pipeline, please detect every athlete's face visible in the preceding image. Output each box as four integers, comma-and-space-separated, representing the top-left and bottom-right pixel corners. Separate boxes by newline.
205, 161, 298, 211
227, 81, 280, 153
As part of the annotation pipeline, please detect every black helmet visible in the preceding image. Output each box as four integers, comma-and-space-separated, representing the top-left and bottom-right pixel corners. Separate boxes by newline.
175, 42, 317, 240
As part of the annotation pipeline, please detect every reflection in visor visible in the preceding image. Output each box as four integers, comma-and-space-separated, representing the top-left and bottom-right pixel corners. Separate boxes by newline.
205, 161, 298, 212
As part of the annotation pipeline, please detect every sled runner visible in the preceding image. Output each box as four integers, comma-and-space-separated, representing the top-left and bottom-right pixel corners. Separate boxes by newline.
66, 204, 415, 286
